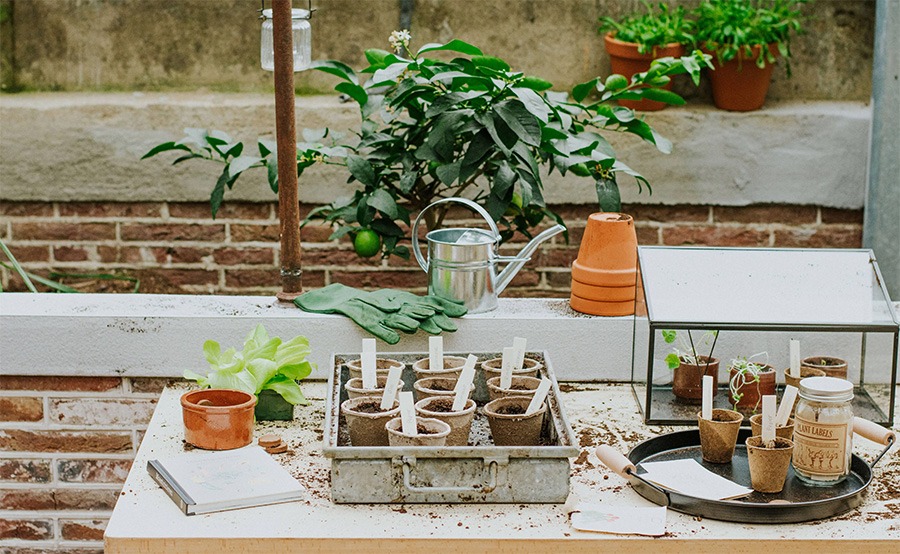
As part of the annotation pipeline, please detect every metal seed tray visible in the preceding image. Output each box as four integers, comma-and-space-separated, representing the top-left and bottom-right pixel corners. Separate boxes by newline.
323, 351, 579, 504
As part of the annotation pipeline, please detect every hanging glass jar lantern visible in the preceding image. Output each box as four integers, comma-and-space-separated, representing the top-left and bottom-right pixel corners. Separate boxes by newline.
260, 4, 312, 72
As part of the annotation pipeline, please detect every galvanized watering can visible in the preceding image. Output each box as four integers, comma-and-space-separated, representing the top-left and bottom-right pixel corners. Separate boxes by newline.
412, 197, 565, 314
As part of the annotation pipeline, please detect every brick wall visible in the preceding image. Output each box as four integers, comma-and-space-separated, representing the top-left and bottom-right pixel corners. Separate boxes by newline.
0, 201, 864, 295
0, 376, 176, 553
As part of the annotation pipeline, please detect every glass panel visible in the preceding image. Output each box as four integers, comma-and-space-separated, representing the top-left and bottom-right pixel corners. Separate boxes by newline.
638, 247, 897, 326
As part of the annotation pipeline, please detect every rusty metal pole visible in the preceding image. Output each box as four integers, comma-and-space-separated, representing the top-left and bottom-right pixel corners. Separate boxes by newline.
272, 0, 303, 302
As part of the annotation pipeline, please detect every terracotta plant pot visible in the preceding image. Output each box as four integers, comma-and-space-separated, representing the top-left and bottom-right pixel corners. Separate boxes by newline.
783, 366, 827, 391
570, 213, 638, 316
385, 417, 452, 447
412, 377, 473, 402
486, 376, 542, 402
346, 357, 404, 381
412, 355, 468, 381
181, 389, 256, 451
340, 396, 400, 447
729, 364, 777, 412
604, 33, 685, 111
254, 389, 293, 421
672, 357, 720, 404
344, 375, 405, 400
705, 43, 779, 111
801, 356, 848, 380
749, 414, 795, 441
484, 396, 547, 446
746, 436, 794, 493
697, 408, 743, 463
480, 356, 542, 381
414, 396, 477, 446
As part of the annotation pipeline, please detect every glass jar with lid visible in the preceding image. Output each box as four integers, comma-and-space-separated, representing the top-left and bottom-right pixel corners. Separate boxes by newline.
260, 8, 311, 72
792, 376, 854, 485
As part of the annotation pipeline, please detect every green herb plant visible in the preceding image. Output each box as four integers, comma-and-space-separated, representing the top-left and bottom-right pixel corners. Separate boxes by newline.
599, 2, 695, 53
662, 329, 718, 369
728, 353, 770, 410
185, 324, 315, 406
145, 33, 711, 259
694, 0, 808, 74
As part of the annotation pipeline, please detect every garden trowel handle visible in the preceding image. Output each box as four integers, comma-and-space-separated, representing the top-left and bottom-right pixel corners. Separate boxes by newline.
595, 445, 636, 479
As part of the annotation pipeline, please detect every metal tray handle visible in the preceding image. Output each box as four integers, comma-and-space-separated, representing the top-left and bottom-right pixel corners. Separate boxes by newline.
853, 416, 896, 468
400, 456, 499, 494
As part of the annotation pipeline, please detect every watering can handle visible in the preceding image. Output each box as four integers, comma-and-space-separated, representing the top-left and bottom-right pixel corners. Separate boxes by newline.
412, 197, 502, 272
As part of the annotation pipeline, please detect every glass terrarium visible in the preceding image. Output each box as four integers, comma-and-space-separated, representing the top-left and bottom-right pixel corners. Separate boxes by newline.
631, 247, 899, 426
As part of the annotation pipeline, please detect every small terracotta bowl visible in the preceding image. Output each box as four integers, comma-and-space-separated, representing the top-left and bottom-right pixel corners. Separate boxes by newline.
181, 389, 256, 450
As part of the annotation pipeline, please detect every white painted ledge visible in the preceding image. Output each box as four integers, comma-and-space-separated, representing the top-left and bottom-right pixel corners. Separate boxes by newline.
0, 294, 632, 382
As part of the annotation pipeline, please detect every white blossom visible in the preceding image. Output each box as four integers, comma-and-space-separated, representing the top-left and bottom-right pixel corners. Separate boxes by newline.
388, 29, 411, 51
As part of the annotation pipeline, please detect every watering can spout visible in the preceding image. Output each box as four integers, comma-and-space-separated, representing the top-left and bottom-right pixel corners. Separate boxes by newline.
495, 224, 566, 295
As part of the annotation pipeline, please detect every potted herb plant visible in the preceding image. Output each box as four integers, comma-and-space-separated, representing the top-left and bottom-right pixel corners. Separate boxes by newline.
184, 324, 315, 421
598, 2, 695, 111
694, 0, 808, 111
144, 33, 711, 259
662, 329, 719, 404
728, 354, 776, 412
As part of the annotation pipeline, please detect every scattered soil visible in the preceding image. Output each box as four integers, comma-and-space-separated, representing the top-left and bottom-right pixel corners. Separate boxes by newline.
352, 400, 391, 414
494, 404, 526, 415
422, 397, 456, 413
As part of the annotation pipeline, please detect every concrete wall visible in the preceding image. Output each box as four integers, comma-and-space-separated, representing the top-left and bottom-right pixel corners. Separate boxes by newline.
1, 0, 876, 101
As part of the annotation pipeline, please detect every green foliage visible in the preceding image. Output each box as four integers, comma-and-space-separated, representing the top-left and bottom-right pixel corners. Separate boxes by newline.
728, 353, 770, 409
662, 329, 719, 370
145, 35, 711, 259
694, 0, 808, 73
184, 324, 315, 406
599, 2, 695, 53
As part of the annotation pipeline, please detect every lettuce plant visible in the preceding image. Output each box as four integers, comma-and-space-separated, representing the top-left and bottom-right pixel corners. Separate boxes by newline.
184, 324, 314, 405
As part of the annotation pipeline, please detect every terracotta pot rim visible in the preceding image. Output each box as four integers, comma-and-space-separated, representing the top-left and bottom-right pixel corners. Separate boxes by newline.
729, 363, 776, 375
181, 389, 257, 413
678, 356, 720, 367
604, 33, 685, 59
414, 397, 476, 416
800, 356, 848, 368
698, 408, 743, 423
385, 416, 452, 439
341, 396, 400, 418
589, 212, 634, 223
484, 395, 546, 420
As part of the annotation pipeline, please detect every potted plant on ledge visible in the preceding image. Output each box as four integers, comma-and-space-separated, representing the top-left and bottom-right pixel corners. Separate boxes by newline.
185, 324, 315, 421
599, 1, 695, 111
695, 0, 808, 111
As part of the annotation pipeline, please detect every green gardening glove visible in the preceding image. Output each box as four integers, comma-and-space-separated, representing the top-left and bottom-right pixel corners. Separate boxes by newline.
294, 284, 413, 344
360, 289, 468, 318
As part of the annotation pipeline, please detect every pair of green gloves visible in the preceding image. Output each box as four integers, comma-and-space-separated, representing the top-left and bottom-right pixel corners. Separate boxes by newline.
293, 284, 467, 344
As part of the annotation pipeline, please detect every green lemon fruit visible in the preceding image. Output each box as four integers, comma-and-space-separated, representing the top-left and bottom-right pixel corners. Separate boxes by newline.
353, 229, 381, 258
604, 74, 629, 91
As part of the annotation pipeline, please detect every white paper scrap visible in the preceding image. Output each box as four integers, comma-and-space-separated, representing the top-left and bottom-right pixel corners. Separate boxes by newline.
500, 346, 515, 389
380, 365, 402, 410
789, 339, 801, 378
570, 503, 666, 537
428, 336, 443, 372
639, 459, 752, 500
361, 338, 377, 389
512, 337, 527, 370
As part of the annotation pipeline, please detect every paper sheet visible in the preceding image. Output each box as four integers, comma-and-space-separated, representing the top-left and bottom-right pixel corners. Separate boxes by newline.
639, 459, 752, 500
570, 503, 666, 536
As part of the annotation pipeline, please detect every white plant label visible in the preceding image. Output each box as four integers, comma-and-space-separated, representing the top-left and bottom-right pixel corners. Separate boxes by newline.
525, 378, 552, 416
701, 375, 714, 421
399, 391, 417, 436
512, 337, 527, 370
452, 355, 477, 412
500, 346, 515, 389
361, 338, 377, 389
429, 336, 443, 372
380, 365, 403, 410
762, 395, 777, 443
776, 385, 798, 427
789, 339, 801, 378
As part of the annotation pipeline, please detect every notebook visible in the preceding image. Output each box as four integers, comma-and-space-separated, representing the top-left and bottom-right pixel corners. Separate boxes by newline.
147, 446, 305, 515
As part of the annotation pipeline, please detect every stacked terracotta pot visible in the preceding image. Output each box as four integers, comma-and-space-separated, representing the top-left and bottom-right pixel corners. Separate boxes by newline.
569, 213, 638, 317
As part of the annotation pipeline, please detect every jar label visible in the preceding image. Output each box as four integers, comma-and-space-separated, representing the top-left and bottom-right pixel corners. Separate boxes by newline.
792, 415, 849, 478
